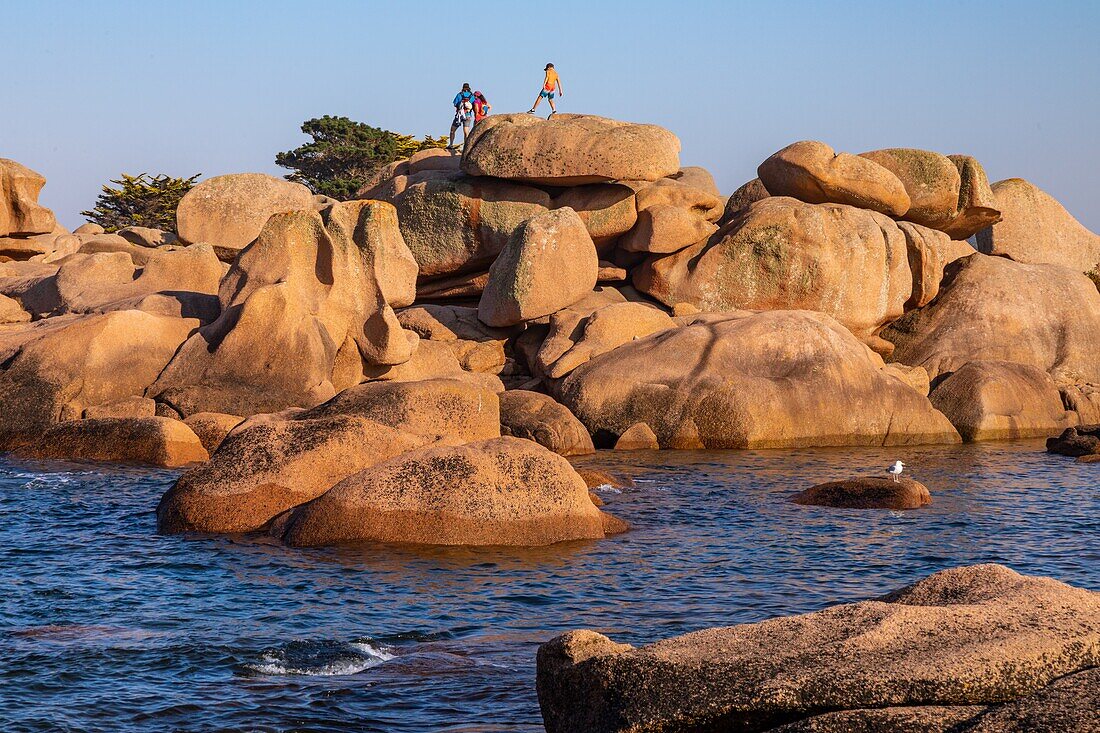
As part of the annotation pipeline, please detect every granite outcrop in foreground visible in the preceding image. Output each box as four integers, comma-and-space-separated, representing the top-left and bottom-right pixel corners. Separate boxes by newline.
536, 564, 1100, 733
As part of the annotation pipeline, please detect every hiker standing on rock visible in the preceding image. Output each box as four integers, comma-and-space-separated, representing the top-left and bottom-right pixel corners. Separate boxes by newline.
528, 63, 563, 118
450, 83, 476, 149
473, 91, 492, 125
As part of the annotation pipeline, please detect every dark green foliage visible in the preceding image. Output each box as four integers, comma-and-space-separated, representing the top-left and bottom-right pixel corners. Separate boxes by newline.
81, 173, 199, 233
1086, 267, 1100, 293
276, 116, 447, 200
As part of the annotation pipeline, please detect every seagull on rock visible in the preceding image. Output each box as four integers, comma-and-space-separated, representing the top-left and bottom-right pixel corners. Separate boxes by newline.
888, 461, 906, 483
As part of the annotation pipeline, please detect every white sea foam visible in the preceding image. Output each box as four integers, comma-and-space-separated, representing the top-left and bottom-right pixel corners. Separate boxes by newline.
592, 484, 622, 494
348, 641, 396, 662
244, 641, 395, 677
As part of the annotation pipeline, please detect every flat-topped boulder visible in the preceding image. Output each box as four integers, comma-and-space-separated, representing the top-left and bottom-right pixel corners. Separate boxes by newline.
537, 564, 1100, 733
555, 310, 960, 449
274, 437, 624, 547
757, 140, 910, 216
175, 173, 314, 258
884, 254, 1100, 384
0, 231, 78, 261
791, 477, 932, 509
976, 177, 1100, 272
47, 244, 223, 316
461, 113, 681, 186
0, 158, 57, 236
929, 360, 1073, 441
17, 417, 208, 467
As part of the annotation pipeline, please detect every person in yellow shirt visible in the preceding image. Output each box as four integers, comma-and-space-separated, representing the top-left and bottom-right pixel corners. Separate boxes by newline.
528, 63, 563, 118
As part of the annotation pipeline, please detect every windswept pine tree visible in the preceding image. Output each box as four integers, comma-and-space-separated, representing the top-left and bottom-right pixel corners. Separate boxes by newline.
276, 116, 446, 200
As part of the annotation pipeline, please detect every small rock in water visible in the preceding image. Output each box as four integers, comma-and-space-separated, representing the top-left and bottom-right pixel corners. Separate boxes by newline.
791, 477, 931, 509
1046, 425, 1100, 457
613, 423, 659, 451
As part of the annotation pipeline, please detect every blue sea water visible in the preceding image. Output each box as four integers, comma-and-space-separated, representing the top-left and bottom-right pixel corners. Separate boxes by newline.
1, 440, 1097, 732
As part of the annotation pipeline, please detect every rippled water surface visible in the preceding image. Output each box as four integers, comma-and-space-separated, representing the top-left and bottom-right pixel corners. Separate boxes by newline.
2, 441, 1097, 731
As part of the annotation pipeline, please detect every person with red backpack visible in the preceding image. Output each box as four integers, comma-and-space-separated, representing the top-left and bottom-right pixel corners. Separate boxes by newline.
473, 91, 492, 124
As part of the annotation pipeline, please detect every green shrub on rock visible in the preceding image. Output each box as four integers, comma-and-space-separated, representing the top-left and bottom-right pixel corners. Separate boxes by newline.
81, 173, 199, 233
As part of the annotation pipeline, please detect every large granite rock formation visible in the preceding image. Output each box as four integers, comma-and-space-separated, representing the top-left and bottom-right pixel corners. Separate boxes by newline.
461, 113, 681, 186
150, 201, 417, 417
537, 564, 1100, 733
633, 197, 955, 351
175, 173, 314, 258
976, 178, 1100, 272
0, 311, 198, 450
555, 310, 960, 449
929, 360, 1074, 441
884, 254, 1100, 384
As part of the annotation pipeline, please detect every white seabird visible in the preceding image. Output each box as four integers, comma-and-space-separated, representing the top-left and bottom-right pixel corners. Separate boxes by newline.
888, 460, 906, 483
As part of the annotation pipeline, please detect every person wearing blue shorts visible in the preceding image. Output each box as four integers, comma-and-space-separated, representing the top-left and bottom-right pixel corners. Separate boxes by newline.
528, 63, 563, 118
450, 83, 475, 149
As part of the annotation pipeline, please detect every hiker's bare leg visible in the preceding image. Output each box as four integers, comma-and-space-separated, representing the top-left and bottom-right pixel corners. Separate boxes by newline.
449, 124, 458, 147
548, 97, 557, 113
530, 94, 543, 111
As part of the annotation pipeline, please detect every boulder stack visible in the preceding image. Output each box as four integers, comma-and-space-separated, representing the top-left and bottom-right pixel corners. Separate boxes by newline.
2, 118, 1096, 482
149, 200, 418, 417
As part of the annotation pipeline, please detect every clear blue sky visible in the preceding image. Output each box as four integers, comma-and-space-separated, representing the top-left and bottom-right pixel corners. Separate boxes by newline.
4, 0, 1098, 231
